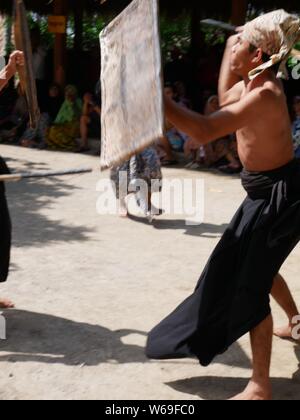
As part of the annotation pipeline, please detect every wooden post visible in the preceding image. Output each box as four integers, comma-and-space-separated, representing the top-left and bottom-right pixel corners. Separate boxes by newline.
74, 0, 84, 53
231, 0, 247, 26
53, 0, 68, 87
189, 2, 205, 110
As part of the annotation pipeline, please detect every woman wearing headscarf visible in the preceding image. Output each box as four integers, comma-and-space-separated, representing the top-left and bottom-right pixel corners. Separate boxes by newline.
47, 85, 82, 151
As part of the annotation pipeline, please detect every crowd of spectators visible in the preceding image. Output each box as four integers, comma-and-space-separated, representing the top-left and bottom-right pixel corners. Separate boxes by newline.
0, 31, 299, 175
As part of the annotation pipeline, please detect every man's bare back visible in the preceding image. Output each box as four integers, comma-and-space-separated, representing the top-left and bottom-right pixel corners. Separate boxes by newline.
235, 72, 294, 172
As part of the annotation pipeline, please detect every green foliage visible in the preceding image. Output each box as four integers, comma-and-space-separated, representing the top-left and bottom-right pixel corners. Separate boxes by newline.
27, 12, 108, 51
66, 13, 108, 50
201, 26, 226, 48
6, 11, 227, 58
28, 13, 55, 48
159, 14, 191, 61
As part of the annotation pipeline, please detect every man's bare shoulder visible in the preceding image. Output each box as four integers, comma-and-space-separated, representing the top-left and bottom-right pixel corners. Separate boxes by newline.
246, 82, 282, 110
250, 73, 284, 99
219, 81, 244, 107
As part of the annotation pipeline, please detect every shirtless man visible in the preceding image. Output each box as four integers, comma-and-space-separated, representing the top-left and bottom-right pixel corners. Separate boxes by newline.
0, 50, 24, 308
220, 33, 300, 343
146, 10, 300, 400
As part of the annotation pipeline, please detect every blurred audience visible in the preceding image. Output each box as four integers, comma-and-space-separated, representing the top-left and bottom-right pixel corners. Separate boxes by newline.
78, 81, 101, 153
0, 83, 28, 143
47, 85, 82, 151
185, 95, 241, 173
292, 96, 300, 158
20, 83, 63, 148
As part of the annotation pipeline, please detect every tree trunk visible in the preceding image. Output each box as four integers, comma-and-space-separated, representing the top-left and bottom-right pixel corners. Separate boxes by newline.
53, 0, 68, 87
74, 0, 83, 53
230, 0, 247, 26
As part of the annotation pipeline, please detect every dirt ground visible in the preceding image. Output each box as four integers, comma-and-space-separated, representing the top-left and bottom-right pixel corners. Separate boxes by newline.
0, 144, 299, 400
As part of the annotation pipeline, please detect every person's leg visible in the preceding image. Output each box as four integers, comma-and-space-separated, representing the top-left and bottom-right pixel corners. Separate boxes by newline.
0, 175, 13, 309
159, 135, 175, 162
225, 152, 241, 169
231, 315, 273, 400
118, 197, 128, 218
79, 115, 91, 150
272, 273, 299, 339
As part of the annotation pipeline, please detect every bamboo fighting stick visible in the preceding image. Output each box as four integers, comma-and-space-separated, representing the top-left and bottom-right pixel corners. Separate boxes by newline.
200, 19, 237, 32
13, 0, 40, 129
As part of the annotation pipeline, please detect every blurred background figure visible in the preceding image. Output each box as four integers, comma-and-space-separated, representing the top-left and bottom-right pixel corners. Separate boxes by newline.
47, 85, 82, 151
20, 83, 63, 148
0, 83, 28, 144
78, 81, 101, 153
292, 96, 300, 158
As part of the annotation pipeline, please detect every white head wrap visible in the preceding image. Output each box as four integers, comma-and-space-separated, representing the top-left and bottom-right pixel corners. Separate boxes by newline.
242, 9, 300, 80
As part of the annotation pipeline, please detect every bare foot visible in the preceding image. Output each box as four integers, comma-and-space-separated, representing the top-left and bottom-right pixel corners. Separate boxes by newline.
274, 324, 300, 342
274, 324, 293, 339
0, 298, 15, 309
230, 380, 272, 400
119, 199, 128, 218
119, 212, 128, 218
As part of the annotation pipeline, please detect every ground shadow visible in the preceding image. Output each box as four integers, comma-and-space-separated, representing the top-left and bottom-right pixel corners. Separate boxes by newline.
0, 310, 252, 370
0, 310, 147, 366
212, 343, 251, 369
167, 346, 300, 400
128, 214, 228, 238
167, 375, 300, 400
4, 156, 49, 172
4, 157, 92, 247
161, 154, 241, 179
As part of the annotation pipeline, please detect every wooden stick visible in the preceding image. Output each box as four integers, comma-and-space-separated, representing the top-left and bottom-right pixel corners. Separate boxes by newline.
0, 167, 93, 182
200, 19, 237, 33
14, 0, 40, 129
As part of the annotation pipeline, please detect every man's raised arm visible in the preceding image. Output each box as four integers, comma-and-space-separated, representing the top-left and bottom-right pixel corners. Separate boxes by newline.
218, 35, 243, 107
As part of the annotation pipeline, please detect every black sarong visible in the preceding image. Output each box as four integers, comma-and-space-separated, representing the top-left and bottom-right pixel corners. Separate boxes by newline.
146, 159, 300, 366
0, 156, 11, 283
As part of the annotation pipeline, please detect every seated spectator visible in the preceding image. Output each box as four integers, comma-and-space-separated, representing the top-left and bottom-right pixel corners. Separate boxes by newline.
157, 83, 191, 165
0, 83, 28, 143
292, 96, 300, 158
77, 81, 101, 153
47, 85, 82, 151
184, 138, 205, 168
0, 80, 17, 128
20, 83, 63, 148
204, 96, 241, 173
184, 96, 241, 172
174, 81, 191, 108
